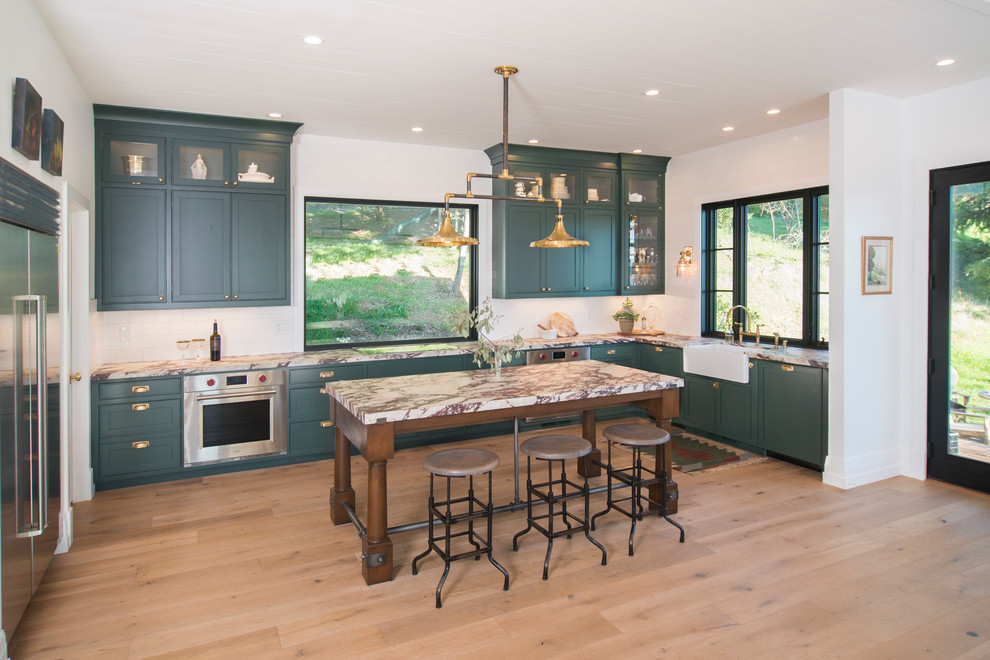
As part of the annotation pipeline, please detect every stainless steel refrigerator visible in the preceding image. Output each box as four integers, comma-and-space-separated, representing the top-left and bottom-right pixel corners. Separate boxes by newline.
0, 216, 60, 637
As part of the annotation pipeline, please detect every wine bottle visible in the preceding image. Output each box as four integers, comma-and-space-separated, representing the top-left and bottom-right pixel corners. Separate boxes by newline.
210, 320, 221, 361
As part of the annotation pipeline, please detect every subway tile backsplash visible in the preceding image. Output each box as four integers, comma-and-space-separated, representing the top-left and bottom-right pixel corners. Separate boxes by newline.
98, 307, 295, 364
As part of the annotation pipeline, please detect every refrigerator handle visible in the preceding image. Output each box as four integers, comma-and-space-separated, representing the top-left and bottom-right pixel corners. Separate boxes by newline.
13, 294, 46, 538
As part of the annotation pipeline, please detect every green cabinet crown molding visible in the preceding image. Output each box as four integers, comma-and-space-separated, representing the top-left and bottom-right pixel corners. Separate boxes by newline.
94, 104, 302, 142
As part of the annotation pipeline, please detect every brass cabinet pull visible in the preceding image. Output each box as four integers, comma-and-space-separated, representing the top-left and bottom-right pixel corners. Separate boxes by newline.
320, 388, 328, 395
320, 371, 335, 378
131, 385, 150, 393
782, 365, 794, 372
232, 181, 238, 186
132, 441, 150, 449
713, 382, 719, 389
157, 177, 164, 183
233, 294, 238, 299
584, 287, 589, 290
223, 180, 229, 186
320, 421, 333, 428
607, 349, 616, 355
655, 346, 663, 352
131, 403, 150, 411
224, 294, 230, 299
158, 296, 164, 301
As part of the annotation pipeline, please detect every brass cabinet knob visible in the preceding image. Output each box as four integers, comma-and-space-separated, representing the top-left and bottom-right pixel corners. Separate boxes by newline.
224, 180, 229, 186
224, 294, 230, 299
69, 372, 82, 382
320, 388, 328, 395
233, 294, 238, 299
232, 181, 238, 186
584, 287, 589, 290
158, 296, 164, 301
158, 177, 164, 182
713, 382, 719, 389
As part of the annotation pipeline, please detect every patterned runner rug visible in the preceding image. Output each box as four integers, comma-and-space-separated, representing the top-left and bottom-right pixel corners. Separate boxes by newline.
617, 428, 767, 472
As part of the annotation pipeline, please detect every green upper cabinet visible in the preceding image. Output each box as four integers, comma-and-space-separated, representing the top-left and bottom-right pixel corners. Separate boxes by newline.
620, 154, 669, 295
487, 145, 668, 299
95, 105, 300, 310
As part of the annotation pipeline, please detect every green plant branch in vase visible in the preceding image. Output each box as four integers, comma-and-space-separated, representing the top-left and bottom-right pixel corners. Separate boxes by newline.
451, 298, 524, 378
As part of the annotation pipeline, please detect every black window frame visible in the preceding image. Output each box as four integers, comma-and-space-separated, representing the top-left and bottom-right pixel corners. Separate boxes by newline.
303, 196, 480, 351
701, 185, 829, 348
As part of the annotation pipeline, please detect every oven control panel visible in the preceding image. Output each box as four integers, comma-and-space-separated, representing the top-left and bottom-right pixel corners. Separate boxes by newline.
524, 345, 591, 364
184, 370, 285, 393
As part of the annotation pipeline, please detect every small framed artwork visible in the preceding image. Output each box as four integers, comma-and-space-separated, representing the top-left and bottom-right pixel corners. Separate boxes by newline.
41, 109, 64, 176
11, 77, 43, 160
862, 236, 893, 295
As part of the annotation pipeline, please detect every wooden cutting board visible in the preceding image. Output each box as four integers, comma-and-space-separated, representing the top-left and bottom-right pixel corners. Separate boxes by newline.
548, 312, 578, 337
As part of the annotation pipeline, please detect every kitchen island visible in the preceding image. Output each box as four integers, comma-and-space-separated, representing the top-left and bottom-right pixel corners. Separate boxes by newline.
325, 359, 682, 585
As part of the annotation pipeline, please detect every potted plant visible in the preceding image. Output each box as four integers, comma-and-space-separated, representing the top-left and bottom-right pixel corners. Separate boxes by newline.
612, 297, 640, 333
451, 297, 524, 378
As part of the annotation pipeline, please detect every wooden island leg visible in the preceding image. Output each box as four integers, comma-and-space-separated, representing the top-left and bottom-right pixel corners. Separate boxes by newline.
329, 427, 355, 525
363, 460, 393, 585
578, 410, 602, 478
648, 391, 680, 514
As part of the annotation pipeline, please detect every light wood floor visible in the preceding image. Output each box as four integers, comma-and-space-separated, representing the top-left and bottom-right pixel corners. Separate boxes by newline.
11, 421, 990, 659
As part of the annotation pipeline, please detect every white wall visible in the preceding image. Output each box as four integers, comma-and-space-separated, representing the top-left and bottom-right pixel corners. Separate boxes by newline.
664, 120, 830, 334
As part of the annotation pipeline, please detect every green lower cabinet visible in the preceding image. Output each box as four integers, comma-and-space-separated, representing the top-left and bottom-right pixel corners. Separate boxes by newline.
99, 434, 181, 477
678, 370, 755, 444
591, 343, 637, 367
287, 363, 366, 459
639, 344, 683, 378
365, 355, 468, 378
288, 420, 333, 457
757, 361, 827, 468
678, 374, 717, 431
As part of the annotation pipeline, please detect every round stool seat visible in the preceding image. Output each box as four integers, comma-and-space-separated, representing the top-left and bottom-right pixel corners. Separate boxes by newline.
423, 448, 500, 477
520, 435, 592, 461
603, 424, 671, 447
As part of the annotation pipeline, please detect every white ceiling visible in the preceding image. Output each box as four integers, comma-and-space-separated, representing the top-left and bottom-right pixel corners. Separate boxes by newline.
33, 0, 990, 156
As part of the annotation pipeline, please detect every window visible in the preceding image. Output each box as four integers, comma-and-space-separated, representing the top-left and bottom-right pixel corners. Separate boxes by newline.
702, 187, 829, 346
304, 198, 477, 349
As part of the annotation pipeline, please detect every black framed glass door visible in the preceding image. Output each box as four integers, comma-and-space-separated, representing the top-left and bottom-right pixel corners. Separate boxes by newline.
928, 161, 990, 493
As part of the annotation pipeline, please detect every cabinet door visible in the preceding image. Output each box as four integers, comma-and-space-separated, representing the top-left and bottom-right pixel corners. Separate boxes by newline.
231, 194, 288, 303
231, 143, 287, 191
100, 187, 167, 306
543, 208, 580, 295
172, 139, 230, 187
758, 361, 825, 466
172, 191, 230, 303
640, 344, 683, 378
622, 210, 663, 294
581, 208, 617, 294
502, 204, 545, 297
102, 133, 166, 184
715, 379, 754, 443
679, 374, 717, 433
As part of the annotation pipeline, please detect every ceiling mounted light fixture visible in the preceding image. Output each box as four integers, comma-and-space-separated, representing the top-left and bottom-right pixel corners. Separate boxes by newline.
645, 89, 661, 96
632, 149, 643, 154
303, 35, 322, 45
528, 138, 539, 144
935, 58, 956, 66
416, 66, 588, 249
722, 126, 735, 132
766, 108, 781, 115
268, 112, 283, 118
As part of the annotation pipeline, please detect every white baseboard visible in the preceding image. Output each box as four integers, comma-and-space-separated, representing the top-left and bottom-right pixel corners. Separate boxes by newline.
56, 505, 74, 554
823, 450, 901, 489
1, 627, 8, 660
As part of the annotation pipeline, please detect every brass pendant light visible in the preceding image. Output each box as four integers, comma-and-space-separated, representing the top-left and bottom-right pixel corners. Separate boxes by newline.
416, 65, 588, 249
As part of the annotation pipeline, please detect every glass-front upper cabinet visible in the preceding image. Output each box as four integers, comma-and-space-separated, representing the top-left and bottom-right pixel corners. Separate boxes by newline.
548, 169, 578, 204
584, 170, 615, 204
172, 140, 230, 187
508, 166, 545, 199
232, 143, 287, 191
624, 212, 661, 292
623, 172, 660, 206
102, 134, 166, 184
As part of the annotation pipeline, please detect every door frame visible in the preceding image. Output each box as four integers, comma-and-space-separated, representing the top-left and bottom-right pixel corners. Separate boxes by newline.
927, 160, 990, 494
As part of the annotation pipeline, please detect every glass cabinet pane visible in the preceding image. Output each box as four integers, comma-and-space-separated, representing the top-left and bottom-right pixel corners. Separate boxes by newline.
106, 137, 164, 181
234, 146, 283, 188
626, 175, 659, 205
174, 142, 227, 185
627, 213, 659, 288
510, 168, 543, 198
585, 172, 614, 203
548, 170, 576, 201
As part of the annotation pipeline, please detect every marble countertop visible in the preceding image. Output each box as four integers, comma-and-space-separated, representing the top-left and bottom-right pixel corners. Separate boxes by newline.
326, 360, 684, 425
91, 332, 828, 381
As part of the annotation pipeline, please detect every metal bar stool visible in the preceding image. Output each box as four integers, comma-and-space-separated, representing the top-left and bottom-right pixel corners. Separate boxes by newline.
411, 448, 509, 608
512, 435, 607, 579
591, 423, 685, 556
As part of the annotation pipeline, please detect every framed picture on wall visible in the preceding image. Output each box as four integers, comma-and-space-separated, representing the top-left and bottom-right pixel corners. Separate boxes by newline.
11, 77, 43, 160
862, 236, 893, 295
41, 109, 64, 176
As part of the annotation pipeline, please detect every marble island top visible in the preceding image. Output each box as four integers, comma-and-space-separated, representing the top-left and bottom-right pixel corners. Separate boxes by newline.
91, 332, 828, 381
326, 360, 684, 426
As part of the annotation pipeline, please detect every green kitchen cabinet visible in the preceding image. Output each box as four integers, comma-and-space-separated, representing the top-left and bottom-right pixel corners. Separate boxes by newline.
99, 187, 168, 306
678, 368, 756, 445
287, 363, 365, 459
620, 155, 669, 295
365, 355, 467, 378
581, 208, 618, 294
591, 343, 637, 367
757, 361, 828, 468
172, 191, 288, 305
95, 105, 300, 310
493, 202, 581, 297
639, 344, 683, 378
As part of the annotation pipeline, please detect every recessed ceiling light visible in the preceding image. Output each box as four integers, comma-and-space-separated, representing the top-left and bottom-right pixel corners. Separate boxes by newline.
411, 126, 424, 132
935, 58, 956, 67
528, 138, 539, 144
722, 126, 735, 132
303, 35, 322, 45
766, 108, 781, 115
644, 89, 660, 96
268, 112, 283, 118
632, 149, 643, 153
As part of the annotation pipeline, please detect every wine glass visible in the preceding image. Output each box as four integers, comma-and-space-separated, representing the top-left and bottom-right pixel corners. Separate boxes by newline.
176, 339, 190, 361
190, 338, 206, 362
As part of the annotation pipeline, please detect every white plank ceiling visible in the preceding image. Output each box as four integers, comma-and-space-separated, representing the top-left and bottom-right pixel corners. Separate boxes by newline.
32, 0, 990, 155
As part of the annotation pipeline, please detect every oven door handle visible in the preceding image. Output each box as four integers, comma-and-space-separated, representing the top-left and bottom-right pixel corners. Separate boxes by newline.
194, 388, 280, 402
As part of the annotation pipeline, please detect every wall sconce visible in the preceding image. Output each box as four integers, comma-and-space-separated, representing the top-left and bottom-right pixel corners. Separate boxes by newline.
676, 246, 694, 277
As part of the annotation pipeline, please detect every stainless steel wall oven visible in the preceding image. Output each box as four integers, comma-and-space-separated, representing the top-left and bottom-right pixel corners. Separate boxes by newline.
183, 370, 286, 466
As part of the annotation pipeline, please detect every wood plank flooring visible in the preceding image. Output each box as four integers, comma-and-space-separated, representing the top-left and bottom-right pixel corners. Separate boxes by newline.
10, 420, 990, 659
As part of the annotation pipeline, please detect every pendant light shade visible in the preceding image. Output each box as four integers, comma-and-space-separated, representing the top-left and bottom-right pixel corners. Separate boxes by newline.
530, 216, 589, 248
415, 210, 478, 247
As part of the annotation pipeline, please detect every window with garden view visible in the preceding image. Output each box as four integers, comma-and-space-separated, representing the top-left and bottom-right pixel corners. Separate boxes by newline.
304, 198, 477, 349
702, 187, 829, 346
